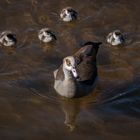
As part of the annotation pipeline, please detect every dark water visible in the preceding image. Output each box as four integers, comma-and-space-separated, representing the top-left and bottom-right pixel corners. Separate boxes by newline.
0, 0, 140, 140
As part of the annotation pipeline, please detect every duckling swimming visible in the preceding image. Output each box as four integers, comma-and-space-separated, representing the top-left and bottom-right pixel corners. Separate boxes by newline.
0, 31, 17, 47
60, 7, 77, 22
38, 28, 56, 43
54, 42, 102, 98
107, 30, 125, 46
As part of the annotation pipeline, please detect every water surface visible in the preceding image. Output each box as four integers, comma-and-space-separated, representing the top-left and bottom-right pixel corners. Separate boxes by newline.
0, 0, 140, 140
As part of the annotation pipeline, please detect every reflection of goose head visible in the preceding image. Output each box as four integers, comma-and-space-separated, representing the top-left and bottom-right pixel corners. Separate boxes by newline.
59, 98, 80, 131
40, 41, 56, 53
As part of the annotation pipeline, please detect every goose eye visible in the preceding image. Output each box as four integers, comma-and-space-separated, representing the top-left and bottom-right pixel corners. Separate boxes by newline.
66, 59, 71, 66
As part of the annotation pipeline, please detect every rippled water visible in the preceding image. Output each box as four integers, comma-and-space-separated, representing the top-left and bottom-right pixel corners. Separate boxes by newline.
0, 0, 140, 140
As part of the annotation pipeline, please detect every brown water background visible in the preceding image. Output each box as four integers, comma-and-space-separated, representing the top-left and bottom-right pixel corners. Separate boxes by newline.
0, 0, 140, 140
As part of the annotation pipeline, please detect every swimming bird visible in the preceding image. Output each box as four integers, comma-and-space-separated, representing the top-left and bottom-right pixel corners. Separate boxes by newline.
60, 7, 77, 22
38, 28, 56, 43
53, 41, 101, 98
107, 30, 125, 46
0, 31, 17, 47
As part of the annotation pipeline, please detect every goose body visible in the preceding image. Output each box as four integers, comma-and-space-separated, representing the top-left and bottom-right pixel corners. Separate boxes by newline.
107, 30, 125, 46
54, 42, 101, 98
0, 31, 17, 47
38, 28, 56, 43
60, 7, 77, 22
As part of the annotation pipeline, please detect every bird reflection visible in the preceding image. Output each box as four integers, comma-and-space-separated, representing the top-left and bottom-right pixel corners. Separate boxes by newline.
40, 42, 56, 53
59, 98, 81, 131
58, 88, 99, 131
0, 46, 16, 55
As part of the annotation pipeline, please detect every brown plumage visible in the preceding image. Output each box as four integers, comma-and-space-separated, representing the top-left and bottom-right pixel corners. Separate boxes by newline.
53, 41, 102, 98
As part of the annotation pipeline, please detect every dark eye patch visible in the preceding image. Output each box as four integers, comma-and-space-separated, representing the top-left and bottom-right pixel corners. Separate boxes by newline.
7, 34, 14, 38
115, 32, 121, 36
45, 30, 50, 34
6, 34, 17, 43
66, 59, 71, 66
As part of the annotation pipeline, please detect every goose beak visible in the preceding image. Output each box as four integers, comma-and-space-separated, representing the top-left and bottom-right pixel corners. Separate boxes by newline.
71, 67, 78, 78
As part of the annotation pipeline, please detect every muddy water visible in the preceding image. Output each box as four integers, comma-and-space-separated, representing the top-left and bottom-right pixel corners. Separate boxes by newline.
0, 0, 140, 140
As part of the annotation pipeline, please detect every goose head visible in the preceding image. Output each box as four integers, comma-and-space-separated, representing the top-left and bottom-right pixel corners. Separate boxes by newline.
63, 56, 79, 79
0, 31, 17, 47
60, 7, 77, 22
38, 28, 56, 43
